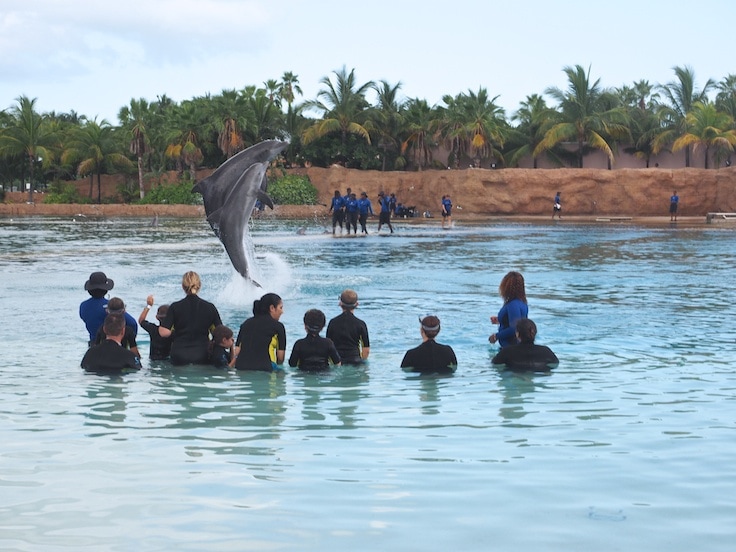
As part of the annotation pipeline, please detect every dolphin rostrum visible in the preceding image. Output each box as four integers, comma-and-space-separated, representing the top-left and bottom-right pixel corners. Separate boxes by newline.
192, 140, 289, 286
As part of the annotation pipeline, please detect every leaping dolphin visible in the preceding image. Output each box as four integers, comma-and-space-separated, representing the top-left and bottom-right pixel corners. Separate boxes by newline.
192, 140, 289, 286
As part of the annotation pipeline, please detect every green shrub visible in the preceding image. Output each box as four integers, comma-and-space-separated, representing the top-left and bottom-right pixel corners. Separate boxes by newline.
138, 178, 201, 205
268, 174, 318, 205
44, 182, 90, 204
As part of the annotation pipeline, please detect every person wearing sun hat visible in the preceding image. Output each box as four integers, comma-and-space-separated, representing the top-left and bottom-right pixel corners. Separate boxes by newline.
401, 315, 457, 375
79, 271, 138, 346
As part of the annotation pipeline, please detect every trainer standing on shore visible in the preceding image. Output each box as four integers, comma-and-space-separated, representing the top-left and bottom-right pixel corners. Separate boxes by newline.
553, 191, 562, 220
670, 190, 679, 221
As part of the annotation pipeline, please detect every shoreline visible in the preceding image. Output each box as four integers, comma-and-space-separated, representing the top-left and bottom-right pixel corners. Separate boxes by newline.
0, 202, 720, 227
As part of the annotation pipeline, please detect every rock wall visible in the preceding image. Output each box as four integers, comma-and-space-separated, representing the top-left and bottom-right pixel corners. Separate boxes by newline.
297, 166, 736, 217
5, 166, 736, 217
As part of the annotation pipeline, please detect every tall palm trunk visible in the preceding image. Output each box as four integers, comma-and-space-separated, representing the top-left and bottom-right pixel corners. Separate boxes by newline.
137, 154, 145, 199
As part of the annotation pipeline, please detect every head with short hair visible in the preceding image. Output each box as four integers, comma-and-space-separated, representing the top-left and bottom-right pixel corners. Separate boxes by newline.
516, 318, 537, 344
419, 315, 441, 339
103, 313, 126, 338
156, 305, 169, 321
499, 271, 526, 304
182, 271, 201, 295
334, 190, 341, 197
339, 289, 358, 310
360, 191, 367, 198
253, 293, 283, 316
106, 297, 125, 314
212, 324, 234, 345
304, 309, 326, 335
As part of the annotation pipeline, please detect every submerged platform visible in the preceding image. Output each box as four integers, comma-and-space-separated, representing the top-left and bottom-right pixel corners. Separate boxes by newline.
706, 212, 736, 223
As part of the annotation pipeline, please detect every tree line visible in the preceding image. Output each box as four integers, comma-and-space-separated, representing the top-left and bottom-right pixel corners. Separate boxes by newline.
1, 64, 735, 204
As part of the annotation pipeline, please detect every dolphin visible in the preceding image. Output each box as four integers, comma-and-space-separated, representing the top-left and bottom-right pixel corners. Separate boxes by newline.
192, 140, 289, 286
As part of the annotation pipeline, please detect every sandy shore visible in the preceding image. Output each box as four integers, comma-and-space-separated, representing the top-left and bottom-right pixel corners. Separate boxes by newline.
0, 202, 719, 227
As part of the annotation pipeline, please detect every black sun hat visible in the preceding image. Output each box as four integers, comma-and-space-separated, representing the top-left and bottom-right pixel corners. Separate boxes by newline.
84, 271, 114, 291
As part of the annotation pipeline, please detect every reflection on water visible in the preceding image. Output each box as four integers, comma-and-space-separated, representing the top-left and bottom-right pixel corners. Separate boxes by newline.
1, 216, 736, 551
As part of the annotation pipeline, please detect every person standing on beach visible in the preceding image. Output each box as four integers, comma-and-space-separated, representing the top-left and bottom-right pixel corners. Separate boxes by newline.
670, 191, 679, 221
357, 191, 374, 234
377, 192, 394, 233
553, 192, 562, 220
441, 195, 453, 228
328, 190, 345, 234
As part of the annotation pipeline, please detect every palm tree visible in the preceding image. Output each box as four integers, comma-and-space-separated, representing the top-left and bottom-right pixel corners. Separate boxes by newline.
507, 94, 560, 168
536, 65, 629, 168
244, 88, 283, 143
454, 87, 507, 167
118, 98, 152, 199
278, 71, 303, 110
616, 81, 663, 167
263, 79, 281, 107
655, 66, 715, 167
370, 79, 405, 170
0, 96, 57, 202
672, 102, 736, 168
302, 66, 374, 149
401, 98, 436, 170
164, 101, 206, 181
64, 118, 132, 203
210, 89, 250, 158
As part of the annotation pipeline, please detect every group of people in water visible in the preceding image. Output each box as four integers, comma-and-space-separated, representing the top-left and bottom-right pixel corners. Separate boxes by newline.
328, 187, 398, 235
80, 269, 558, 375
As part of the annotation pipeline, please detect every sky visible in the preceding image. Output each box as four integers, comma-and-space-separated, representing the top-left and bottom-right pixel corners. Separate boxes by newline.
1, 0, 733, 123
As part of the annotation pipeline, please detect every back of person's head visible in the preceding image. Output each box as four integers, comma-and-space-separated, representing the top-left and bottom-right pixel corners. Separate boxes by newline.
156, 305, 169, 321
499, 271, 526, 303
516, 318, 537, 344
420, 315, 441, 339
339, 289, 358, 310
106, 297, 125, 314
182, 271, 201, 295
334, 190, 340, 197
253, 292, 282, 316
304, 309, 326, 335
103, 313, 126, 338
211, 324, 233, 344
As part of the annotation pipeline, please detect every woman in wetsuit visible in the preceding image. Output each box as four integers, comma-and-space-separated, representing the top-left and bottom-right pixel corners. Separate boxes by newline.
159, 271, 222, 365
233, 293, 287, 371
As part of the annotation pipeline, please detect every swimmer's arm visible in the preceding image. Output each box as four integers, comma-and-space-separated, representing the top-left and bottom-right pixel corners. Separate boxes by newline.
275, 349, 285, 365
159, 326, 172, 338
361, 346, 370, 359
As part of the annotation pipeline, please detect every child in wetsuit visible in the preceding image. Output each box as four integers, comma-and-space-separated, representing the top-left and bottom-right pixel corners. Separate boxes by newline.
289, 309, 341, 371
138, 295, 172, 361
208, 324, 235, 368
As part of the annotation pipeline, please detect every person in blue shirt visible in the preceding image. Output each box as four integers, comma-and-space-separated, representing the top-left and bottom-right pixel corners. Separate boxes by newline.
553, 191, 562, 220
377, 191, 394, 233
669, 190, 679, 221
79, 271, 138, 346
357, 191, 374, 234
328, 190, 345, 234
441, 195, 453, 228
389, 193, 397, 217
345, 192, 359, 234
489, 271, 529, 348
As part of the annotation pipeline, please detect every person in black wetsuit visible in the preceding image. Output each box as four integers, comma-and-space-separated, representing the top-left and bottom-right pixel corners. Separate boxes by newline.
289, 309, 341, 371
234, 293, 287, 371
159, 271, 222, 366
491, 318, 558, 371
138, 295, 172, 361
401, 315, 457, 375
81, 314, 142, 373
94, 297, 140, 358
326, 289, 370, 364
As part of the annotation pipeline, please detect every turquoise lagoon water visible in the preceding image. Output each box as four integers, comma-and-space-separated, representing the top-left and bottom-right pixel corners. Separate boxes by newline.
1, 215, 735, 551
